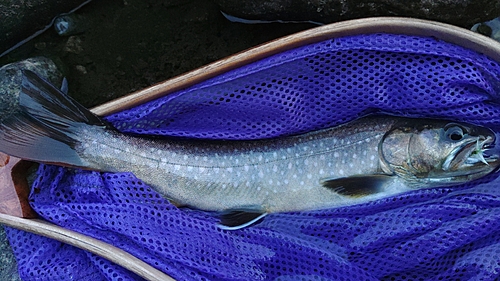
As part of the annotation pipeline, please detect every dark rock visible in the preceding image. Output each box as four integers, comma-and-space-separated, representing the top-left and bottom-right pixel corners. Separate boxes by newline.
0, 57, 63, 124
477, 23, 493, 37
214, 0, 500, 27
0, 226, 21, 281
0, 0, 91, 57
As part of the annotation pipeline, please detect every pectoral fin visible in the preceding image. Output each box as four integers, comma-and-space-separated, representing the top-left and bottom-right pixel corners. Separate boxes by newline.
321, 174, 393, 198
218, 209, 267, 231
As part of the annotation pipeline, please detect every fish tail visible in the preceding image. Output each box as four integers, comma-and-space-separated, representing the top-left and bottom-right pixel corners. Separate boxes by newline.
0, 70, 107, 167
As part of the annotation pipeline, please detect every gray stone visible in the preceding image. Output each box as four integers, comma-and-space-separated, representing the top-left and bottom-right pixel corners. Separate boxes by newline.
0, 0, 91, 57
214, 0, 500, 27
0, 57, 64, 124
0, 226, 21, 281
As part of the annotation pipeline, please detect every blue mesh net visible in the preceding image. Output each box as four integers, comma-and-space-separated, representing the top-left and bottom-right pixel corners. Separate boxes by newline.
5, 33, 500, 280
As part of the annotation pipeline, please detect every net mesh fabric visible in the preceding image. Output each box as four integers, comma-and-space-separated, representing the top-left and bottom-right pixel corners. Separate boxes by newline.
5, 33, 500, 281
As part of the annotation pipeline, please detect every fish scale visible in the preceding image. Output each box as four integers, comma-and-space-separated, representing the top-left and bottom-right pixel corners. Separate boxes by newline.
76, 118, 394, 212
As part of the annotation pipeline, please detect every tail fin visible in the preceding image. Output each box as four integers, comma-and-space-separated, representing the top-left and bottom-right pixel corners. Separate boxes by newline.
0, 70, 106, 167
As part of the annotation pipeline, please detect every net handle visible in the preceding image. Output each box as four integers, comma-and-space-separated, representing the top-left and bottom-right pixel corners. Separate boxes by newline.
0, 213, 175, 281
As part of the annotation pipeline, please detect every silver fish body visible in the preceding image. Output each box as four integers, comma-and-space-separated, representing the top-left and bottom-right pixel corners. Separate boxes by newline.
1, 71, 499, 218
77, 117, 397, 212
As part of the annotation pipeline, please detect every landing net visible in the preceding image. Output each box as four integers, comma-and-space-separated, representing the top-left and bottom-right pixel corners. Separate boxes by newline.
6, 33, 500, 281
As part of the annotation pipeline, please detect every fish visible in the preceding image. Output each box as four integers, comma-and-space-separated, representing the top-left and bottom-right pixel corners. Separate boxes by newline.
0, 70, 499, 229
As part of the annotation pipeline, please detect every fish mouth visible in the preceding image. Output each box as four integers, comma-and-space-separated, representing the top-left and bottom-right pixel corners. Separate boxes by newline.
443, 136, 499, 172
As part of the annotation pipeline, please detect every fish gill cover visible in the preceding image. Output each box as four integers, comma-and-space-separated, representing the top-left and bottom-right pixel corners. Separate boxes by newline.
5, 33, 500, 280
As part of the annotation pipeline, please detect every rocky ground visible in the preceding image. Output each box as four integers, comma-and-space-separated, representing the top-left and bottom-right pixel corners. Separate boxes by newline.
0, 0, 314, 108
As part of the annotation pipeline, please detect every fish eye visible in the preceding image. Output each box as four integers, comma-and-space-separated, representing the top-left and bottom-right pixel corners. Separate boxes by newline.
444, 125, 465, 141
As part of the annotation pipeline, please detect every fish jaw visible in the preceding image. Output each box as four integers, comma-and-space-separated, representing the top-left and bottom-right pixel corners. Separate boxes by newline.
420, 135, 499, 186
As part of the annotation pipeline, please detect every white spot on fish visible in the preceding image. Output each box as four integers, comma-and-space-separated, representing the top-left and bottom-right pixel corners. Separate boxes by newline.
319, 169, 324, 175
227, 167, 233, 173
370, 155, 375, 161
334, 152, 340, 158
258, 171, 264, 178
269, 179, 273, 185
352, 154, 357, 159
199, 167, 205, 173
273, 165, 278, 172
183, 155, 188, 160
339, 169, 344, 175
288, 163, 293, 170
174, 165, 181, 171
244, 165, 250, 172
307, 174, 312, 179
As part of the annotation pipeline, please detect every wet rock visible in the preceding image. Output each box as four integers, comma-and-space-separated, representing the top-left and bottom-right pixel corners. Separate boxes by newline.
214, 0, 500, 28
0, 57, 64, 123
0, 227, 20, 281
0, 0, 91, 57
472, 17, 500, 42
54, 14, 90, 36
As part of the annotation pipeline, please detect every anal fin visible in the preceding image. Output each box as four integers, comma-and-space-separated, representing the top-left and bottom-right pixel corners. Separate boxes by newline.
217, 210, 267, 231
320, 174, 393, 198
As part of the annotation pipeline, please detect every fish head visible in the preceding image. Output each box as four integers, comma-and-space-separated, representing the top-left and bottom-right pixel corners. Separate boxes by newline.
379, 119, 500, 187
